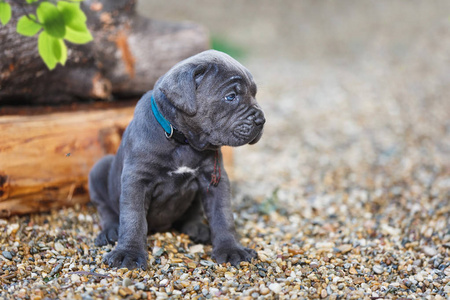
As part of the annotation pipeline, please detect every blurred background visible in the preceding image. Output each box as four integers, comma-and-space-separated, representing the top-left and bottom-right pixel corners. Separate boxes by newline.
141, 1, 450, 62
140, 1, 450, 210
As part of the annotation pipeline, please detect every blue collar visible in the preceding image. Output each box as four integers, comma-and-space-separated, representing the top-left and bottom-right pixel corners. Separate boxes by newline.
151, 94, 172, 136
151, 94, 189, 144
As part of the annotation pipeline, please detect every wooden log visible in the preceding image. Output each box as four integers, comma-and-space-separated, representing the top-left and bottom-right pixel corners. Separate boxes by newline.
0, 0, 209, 104
0, 102, 234, 216
0, 101, 135, 216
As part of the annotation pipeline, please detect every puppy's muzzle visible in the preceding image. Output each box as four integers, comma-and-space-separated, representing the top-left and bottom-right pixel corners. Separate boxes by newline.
234, 108, 265, 145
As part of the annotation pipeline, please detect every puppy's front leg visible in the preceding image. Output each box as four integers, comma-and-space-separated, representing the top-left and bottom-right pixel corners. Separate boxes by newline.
103, 167, 148, 270
200, 165, 256, 266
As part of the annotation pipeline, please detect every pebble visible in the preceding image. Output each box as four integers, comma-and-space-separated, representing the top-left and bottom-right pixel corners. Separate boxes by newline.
159, 279, 169, 287
155, 292, 168, 299
7, 223, 19, 235
152, 246, 164, 257
2, 251, 13, 260
422, 246, 438, 257
373, 265, 384, 274
54, 242, 65, 252
199, 260, 215, 267
122, 278, 132, 287
415, 273, 424, 282
49, 263, 63, 277
135, 282, 145, 290
78, 214, 86, 222
257, 251, 269, 262
268, 283, 282, 293
189, 244, 204, 253
187, 262, 197, 269
210, 287, 220, 296
260, 286, 270, 295
337, 244, 353, 254
71, 274, 81, 283
316, 242, 334, 250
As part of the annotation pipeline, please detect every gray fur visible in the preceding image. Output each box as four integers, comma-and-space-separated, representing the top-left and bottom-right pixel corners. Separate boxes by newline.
88, 50, 265, 270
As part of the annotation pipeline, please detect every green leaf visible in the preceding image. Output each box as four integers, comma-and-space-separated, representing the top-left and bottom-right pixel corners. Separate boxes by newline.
37, 2, 66, 38
38, 31, 60, 70
52, 38, 62, 61
57, 1, 93, 44
57, 1, 86, 27
64, 24, 92, 44
26, 0, 39, 3
58, 39, 67, 65
17, 15, 42, 36
58, 1, 92, 44
0, 2, 12, 26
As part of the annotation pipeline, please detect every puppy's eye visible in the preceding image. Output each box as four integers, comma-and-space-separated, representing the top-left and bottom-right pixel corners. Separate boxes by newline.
224, 93, 236, 102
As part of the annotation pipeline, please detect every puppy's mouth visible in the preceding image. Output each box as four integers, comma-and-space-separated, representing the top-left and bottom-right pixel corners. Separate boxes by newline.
229, 123, 264, 146
190, 108, 265, 149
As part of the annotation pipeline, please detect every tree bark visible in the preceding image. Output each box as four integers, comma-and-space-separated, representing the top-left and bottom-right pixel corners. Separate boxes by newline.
0, 0, 209, 104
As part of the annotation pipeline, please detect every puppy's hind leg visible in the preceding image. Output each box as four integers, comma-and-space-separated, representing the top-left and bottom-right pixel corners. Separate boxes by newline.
174, 196, 211, 244
89, 155, 120, 246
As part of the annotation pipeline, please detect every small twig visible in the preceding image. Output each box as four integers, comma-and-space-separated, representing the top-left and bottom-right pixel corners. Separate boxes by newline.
12, 0, 44, 26
68, 271, 112, 278
0, 272, 17, 281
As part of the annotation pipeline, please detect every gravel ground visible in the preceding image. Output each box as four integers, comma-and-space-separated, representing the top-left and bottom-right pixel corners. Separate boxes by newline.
1, 1, 450, 299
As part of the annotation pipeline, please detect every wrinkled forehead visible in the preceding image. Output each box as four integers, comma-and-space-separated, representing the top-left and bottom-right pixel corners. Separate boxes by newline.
215, 57, 254, 83
181, 50, 254, 83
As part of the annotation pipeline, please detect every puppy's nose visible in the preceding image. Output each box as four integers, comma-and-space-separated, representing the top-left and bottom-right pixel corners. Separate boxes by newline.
254, 112, 265, 126
247, 110, 265, 126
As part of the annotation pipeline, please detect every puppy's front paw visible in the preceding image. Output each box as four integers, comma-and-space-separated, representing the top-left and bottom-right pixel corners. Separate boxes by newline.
212, 244, 256, 266
95, 225, 119, 246
182, 222, 211, 244
103, 248, 148, 270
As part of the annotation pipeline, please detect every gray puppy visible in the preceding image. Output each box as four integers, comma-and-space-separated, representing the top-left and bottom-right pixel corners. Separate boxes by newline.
88, 50, 265, 270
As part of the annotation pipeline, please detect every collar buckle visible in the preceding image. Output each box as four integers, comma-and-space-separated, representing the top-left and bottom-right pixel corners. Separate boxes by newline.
164, 124, 174, 139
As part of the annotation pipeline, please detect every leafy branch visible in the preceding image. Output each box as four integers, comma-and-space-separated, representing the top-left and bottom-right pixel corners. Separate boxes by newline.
0, 0, 93, 70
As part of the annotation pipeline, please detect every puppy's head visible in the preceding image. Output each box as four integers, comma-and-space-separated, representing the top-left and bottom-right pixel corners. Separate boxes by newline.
154, 50, 265, 151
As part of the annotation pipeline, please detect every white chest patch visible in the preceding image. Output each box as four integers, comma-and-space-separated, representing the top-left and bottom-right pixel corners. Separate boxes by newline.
168, 166, 199, 176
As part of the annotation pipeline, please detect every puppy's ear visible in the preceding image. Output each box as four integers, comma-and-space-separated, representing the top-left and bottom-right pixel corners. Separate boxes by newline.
159, 64, 209, 116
